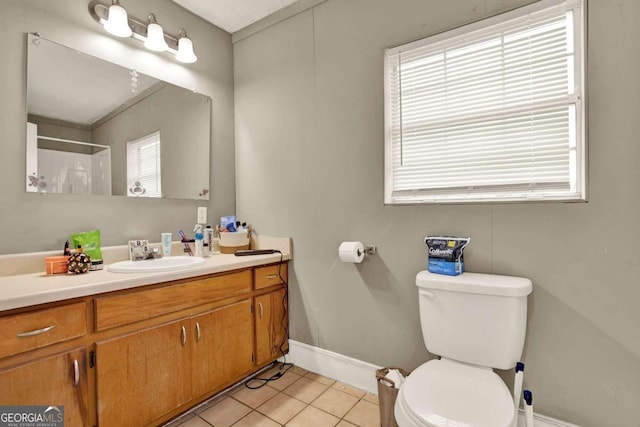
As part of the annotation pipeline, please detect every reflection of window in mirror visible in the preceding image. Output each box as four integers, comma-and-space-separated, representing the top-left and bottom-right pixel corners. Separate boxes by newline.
127, 131, 161, 198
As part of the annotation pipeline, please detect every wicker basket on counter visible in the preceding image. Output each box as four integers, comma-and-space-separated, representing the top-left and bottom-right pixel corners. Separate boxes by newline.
216, 225, 251, 254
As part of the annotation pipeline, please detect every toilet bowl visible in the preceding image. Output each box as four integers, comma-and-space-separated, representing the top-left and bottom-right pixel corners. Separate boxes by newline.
395, 271, 532, 427
394, 359, 514, 427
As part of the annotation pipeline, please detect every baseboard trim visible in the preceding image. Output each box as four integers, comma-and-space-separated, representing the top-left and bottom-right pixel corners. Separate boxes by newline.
284, 339, 381, 394
516, 410, 583, 427
285, 340, 581, 427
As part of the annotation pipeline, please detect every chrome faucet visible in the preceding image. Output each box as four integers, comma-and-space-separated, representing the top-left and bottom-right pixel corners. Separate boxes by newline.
129, 240, 162, 261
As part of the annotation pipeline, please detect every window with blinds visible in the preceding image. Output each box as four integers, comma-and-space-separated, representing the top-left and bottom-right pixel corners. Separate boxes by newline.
384, 0, 585, 204
126, 131, 162, 198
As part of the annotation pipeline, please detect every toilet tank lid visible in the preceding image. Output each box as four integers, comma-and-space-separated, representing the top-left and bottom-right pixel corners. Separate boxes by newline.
416, 271, 532, 297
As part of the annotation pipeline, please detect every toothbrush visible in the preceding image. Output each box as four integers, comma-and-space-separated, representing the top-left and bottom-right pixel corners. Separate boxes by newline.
177, 230, 193, 256
512, 362, 525, 427
523, 390, 534, 427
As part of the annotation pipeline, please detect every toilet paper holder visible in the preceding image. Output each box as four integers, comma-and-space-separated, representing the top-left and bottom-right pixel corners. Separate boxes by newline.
339, 241, 377, 263
361, 245, 377, 256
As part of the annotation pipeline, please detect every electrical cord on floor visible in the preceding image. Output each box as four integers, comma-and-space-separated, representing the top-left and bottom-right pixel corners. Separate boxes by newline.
244, 361, 293, 389
245, 250, 294, 390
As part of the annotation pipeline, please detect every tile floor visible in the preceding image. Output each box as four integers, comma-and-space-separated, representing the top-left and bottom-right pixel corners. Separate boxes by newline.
165, 365, 381, 427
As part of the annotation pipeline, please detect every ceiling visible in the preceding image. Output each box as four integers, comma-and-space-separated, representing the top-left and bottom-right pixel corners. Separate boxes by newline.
172, 0, 302, 34
28, 35, 160, 126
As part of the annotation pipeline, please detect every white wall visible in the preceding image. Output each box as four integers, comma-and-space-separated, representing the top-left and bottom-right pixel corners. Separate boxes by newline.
0, 0, 235, 253
234, 1, 640, 426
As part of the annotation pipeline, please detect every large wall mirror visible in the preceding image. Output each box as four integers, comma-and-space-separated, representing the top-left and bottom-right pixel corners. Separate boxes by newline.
26, 34, 211, 200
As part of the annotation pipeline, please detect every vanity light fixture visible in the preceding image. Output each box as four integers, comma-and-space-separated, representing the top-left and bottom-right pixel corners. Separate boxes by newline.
88, 1, 198, 64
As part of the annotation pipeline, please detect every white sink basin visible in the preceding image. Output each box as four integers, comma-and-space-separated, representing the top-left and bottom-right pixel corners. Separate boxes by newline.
107, 256, 206, 273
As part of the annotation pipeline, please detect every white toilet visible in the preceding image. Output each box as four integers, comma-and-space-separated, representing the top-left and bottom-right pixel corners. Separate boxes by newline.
394, 270, 532, 427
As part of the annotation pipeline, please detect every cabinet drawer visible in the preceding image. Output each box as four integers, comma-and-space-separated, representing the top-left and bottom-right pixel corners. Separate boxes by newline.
95, 270, 252, 331
254, 264, 288, 290
0, 302, 87, 359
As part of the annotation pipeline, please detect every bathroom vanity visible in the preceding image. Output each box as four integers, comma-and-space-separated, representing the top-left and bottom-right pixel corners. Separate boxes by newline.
0, 251, 289, 427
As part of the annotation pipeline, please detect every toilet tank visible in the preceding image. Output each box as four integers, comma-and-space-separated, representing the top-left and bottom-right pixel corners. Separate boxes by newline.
416, 271, 532, 370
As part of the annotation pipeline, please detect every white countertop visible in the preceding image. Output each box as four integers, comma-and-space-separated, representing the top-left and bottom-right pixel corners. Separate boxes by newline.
0, 252, 290, 312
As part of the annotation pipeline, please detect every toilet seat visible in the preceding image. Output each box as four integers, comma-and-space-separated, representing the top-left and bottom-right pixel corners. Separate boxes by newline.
395, 359, 514, 427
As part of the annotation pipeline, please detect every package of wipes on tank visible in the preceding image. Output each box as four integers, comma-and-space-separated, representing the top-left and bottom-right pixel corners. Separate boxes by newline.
424, 236, 470, 276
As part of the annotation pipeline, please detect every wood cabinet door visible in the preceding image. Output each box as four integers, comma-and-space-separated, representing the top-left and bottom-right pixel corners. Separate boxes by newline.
254, 293, 273, 366
0, 347, 88, 427
191, 299, 253, 397
255, 288, 288, 366
95, 320, 192, 427
271, 288, 288, 358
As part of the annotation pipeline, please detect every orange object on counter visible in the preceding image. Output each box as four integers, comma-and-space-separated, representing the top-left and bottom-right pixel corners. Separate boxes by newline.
45, 256, 70, 274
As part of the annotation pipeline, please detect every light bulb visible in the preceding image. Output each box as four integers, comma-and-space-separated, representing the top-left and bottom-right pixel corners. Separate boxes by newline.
103, 2, 132, 38
176, 36, 197, 63
144, 20, 168, 52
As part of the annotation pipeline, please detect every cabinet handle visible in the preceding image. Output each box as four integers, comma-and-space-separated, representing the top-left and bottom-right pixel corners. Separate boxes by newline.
195, 322, 201, 342
17, 324, 56, 337
266, 274, 278, 280
181, 326, 187, 346
73, 359, 79, 387
258, 302, 264, 318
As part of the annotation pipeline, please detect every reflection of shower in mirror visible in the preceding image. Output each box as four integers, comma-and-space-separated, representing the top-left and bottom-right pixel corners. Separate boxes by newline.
26, 123, 111, 196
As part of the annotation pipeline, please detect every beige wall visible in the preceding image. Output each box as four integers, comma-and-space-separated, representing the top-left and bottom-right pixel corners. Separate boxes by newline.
93, 84, 211, 199
0, 0, 235, 253
234, 1, 640, 426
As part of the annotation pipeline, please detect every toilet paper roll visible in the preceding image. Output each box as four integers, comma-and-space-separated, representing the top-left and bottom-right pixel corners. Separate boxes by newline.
339, 241, 365, 263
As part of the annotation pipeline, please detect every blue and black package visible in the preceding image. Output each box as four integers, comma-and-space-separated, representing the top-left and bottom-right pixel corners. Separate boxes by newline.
424, 236, 470, 276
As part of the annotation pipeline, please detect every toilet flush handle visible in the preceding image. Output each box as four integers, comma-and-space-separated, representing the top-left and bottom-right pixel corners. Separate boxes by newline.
419, 289, 436, 299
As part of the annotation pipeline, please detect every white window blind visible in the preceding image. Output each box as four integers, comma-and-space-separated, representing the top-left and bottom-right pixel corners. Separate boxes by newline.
126, 131, 162, 198
384, 0, 585, 204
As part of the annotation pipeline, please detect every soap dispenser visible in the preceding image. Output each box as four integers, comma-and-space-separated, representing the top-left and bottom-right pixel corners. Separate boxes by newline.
194, 224, 204, 257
